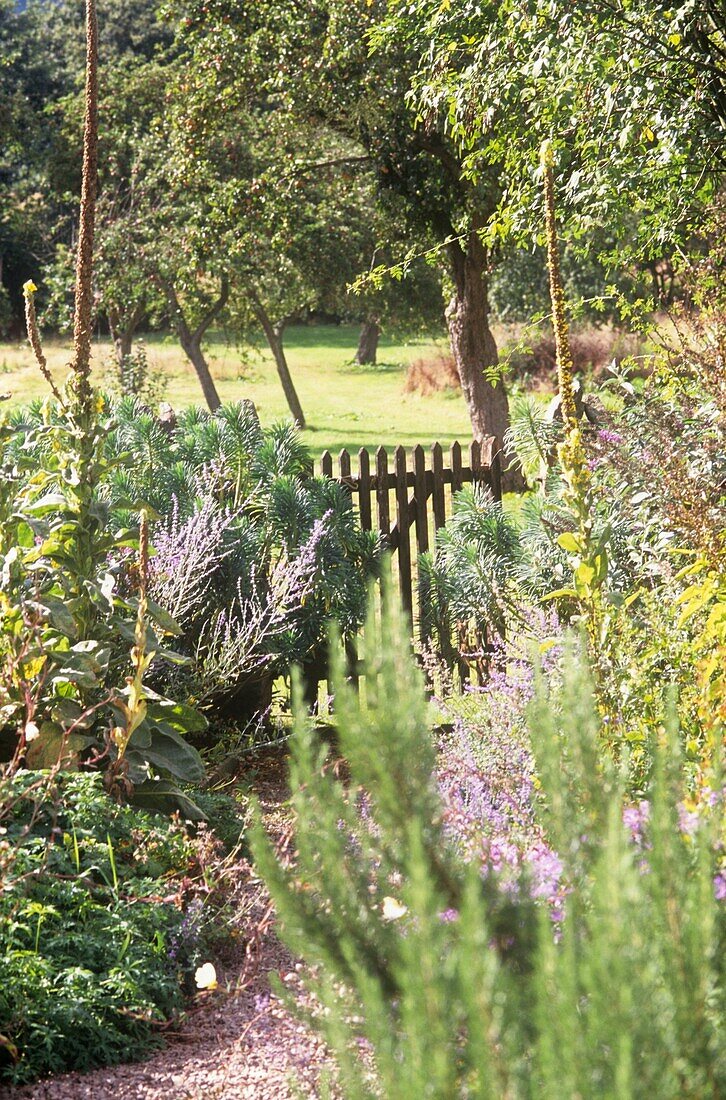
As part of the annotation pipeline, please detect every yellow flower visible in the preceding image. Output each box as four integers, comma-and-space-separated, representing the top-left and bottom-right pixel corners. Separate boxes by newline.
381, 896, 408, 921
23, 280, 38, 296
194, 962, 218, 990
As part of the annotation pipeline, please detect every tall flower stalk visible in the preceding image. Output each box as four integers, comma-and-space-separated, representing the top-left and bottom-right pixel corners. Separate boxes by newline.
22, 281, 64, 404
69, 0, 99, 420
541, 142, 611, 720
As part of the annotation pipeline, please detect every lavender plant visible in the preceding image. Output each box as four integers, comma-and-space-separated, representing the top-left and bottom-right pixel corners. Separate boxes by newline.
144, 464, 377, 728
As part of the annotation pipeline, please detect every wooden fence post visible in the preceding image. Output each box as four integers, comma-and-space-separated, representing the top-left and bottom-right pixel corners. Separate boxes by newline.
358, 447, 372, 530
394, 445, 412, 615
431, 442, 446, 531
376, 446, 390, 543
450, 440, 462, 495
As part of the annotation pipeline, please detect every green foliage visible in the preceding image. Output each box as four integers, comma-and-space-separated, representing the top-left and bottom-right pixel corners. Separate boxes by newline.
251, 598, 725, 1098
106, 399, 379, 715
101, 342, 167, 407
420, 487, 525, 643
2, 396, 378, 738
0, 392, 206, 808
0, 769, 233, 1084
396, 0, 723, 260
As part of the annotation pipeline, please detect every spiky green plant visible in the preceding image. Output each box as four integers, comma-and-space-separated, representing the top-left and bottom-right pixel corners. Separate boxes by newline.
251, 592, 725, 1099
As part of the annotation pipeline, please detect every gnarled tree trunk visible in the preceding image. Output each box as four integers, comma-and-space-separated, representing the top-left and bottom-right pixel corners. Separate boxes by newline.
446, 230, 521, 490
354, 317, 380, 365
160, 275, 227, 413
252, 295, 306, 428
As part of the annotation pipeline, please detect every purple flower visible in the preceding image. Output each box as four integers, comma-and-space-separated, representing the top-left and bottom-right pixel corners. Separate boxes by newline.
714, 873, 726, 902
677, 802, 700, 837
526, 843, 564, 902
623, 801, 650, 845
597, 429, 623, 445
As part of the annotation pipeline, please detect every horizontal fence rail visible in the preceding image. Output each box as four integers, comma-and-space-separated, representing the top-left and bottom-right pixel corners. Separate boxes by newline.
316, 438, 502, 622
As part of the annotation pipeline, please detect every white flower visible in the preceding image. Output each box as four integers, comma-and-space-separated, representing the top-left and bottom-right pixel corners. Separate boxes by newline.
24, 721, 40, 742
194, 962, 218, 990
381, 896, 408, 921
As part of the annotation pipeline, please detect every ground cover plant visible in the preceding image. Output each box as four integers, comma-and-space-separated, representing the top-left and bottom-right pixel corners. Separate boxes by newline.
0, 769, 246, 1085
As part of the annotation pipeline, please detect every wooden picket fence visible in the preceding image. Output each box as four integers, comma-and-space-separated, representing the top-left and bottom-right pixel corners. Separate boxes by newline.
316, 438, 502, 625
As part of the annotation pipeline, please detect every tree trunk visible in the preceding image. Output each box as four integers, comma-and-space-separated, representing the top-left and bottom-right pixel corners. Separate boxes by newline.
254, 302, 306, 428
108, 302, 144, 367
445, 232, 522, 491
182, 337, 222, 413
159, 276, 227, 414
354, 317, 380, 365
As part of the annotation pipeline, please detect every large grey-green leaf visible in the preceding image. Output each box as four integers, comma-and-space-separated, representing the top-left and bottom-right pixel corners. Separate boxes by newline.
128, 720, 204, 783
131, 778, 207, 821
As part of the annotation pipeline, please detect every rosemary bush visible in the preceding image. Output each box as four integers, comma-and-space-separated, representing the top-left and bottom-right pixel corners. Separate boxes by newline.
251, 595, 725, 1099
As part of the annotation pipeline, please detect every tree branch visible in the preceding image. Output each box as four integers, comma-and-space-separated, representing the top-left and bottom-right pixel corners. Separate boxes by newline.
192, 273, 230, 345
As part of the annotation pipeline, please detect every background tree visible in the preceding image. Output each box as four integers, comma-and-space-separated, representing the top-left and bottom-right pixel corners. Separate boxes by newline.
400, 0, 725, 264
174, 0, 520, 471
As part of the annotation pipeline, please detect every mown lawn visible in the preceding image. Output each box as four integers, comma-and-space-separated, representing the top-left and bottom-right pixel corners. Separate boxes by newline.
0, 323, 481, 457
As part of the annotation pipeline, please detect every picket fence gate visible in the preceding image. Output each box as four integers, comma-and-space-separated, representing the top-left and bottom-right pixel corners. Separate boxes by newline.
312, 438, 502, 691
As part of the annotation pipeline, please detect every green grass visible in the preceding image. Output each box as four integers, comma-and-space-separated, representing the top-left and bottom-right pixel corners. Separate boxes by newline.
0, 324, 478, 457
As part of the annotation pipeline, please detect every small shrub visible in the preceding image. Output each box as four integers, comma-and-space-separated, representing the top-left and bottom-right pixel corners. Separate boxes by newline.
101, 341, 167, 407
404, 351, 460, 395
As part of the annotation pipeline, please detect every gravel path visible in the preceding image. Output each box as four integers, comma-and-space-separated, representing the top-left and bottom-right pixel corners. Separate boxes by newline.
3, 755, 332, 1100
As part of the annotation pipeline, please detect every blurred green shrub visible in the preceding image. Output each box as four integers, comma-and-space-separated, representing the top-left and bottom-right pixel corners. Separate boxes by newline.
252, 596, 725, 1099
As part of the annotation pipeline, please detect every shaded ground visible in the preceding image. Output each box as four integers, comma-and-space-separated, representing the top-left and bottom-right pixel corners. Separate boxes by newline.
4, 755, 332, 1100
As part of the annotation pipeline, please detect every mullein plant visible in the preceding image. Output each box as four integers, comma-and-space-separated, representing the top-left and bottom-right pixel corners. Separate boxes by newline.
21, 0, 106, 596
252, 593, 725, 1099
6, 3, 205, 807
540, 141, 613, 722
106, 510, 152, 801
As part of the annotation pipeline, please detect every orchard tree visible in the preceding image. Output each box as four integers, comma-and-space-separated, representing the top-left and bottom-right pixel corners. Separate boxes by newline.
45, 52, 232, 412
168, 35, 441, 423
0, 0, 174, 334
176, 0, 725, 468
174, 0, 520, 470
0, 0, 70, 332
399, 0, 725, 263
